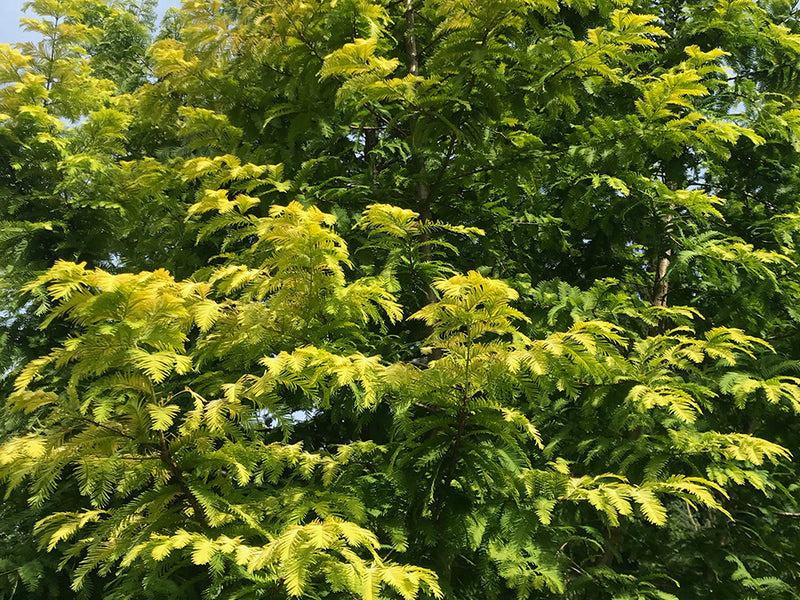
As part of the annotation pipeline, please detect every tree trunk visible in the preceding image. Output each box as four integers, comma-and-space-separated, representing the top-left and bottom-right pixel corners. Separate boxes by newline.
652, 178, 677, 307
652, 253, 670, 307
403, 0, 436, 306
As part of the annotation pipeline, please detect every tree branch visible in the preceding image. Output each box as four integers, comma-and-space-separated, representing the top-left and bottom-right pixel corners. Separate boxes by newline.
159, 432, 210, 529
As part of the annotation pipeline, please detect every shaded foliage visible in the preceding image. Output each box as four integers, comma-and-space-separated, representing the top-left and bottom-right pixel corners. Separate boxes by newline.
3, 0, 800, 598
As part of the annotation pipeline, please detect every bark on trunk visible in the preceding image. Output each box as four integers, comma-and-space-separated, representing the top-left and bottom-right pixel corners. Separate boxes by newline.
403, 0, 434, 279
404, 0, 426, 217
652, 253, 670, 307
404, 0, 419, 76
652, 179, 677, 307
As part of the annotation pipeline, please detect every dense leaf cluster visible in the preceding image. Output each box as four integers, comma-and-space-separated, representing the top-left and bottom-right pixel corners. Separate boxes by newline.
3, 0, 800, 599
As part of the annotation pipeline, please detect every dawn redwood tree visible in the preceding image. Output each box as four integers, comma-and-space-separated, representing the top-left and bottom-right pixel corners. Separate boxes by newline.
2, 200, 793, 600
3, 0, 800, 599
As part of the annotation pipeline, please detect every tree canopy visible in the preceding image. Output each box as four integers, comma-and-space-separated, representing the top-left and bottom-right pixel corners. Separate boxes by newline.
3, 0, 800, 599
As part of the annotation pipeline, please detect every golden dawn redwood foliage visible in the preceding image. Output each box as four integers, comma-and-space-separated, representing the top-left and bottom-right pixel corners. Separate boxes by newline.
3, 201, 797, 600
3, 0, 800, 599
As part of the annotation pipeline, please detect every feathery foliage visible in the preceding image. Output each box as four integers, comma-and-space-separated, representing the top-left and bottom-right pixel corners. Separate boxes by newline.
4, 0, 800, 598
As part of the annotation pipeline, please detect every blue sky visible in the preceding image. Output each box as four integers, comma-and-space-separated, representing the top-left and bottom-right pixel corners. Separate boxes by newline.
0, 0, 180, 45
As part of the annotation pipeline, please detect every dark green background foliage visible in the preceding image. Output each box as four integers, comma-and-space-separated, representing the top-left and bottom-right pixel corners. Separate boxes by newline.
3, 0, 800, 598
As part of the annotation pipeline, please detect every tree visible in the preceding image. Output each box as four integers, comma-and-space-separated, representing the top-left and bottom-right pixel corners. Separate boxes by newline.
0, 2, 165, 596
3, 0, 800, 599
2, 200, 792, 600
